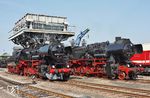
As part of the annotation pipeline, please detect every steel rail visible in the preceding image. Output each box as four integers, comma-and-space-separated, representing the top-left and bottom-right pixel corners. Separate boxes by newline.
65, 80, 150, 98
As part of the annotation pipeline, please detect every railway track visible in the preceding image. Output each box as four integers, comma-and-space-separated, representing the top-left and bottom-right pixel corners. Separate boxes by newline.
17, 86, 73, 98
5, 78, 150, 98
101, 77, 150, 84
112, 78, 150, 84
0, 77, 73, 98
65, 80, 150, 98
73, 75, 150, 84
1, 70, 150, 98
133, 79, 150, 84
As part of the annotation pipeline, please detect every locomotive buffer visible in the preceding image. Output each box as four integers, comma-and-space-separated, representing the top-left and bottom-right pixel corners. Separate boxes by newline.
9, 13, 75, 48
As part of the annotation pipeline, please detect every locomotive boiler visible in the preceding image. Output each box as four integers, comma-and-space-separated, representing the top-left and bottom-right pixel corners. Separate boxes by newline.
8, 42, 71, 81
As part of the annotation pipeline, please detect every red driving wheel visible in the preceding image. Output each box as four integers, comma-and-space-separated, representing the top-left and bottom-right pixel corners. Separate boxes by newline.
118, 71, 126, 80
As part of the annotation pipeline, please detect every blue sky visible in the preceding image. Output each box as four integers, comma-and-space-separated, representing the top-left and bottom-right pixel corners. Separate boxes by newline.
0, 0, 150, 54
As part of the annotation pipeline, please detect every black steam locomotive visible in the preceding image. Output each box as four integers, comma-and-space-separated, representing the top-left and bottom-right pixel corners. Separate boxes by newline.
8, 42, 71, 81
105, 37, 143, 79
69, 37, 143, 80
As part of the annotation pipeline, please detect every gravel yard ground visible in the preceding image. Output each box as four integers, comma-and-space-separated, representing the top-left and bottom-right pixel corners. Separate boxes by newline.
0, 68, 150, 98
0, 79, 20, 98
0, 69, 33, 85
138, 75, 150, 80
0, 89, 16, 98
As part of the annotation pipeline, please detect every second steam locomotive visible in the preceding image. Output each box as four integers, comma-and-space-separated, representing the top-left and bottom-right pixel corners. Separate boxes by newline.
69, 37, 143, 80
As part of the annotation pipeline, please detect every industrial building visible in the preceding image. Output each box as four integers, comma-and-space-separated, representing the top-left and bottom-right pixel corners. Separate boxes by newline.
9, 13, 75, 48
